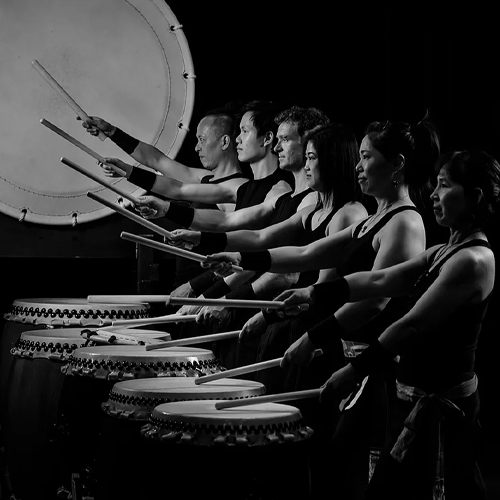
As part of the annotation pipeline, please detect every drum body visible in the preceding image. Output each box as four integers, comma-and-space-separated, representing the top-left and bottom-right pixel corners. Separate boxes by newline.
4, 329, 93, 500
0, 298, 149, 423
0, 0, 194, 225
141, 400, 314, 500
55, 346, 223, 496
99, 378, 266, 500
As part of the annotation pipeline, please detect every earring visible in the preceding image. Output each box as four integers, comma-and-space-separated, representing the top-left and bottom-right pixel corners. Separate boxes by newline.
392, 179, 399, 187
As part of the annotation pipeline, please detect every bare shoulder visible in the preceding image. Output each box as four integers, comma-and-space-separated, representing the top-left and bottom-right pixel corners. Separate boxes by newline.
264, 180, 293, 202
383, 206, 425, 237
298, 191, 319, 211
340, 201, 368, 221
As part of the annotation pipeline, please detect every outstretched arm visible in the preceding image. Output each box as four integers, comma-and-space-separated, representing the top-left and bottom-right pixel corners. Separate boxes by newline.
81, 116, 208, 183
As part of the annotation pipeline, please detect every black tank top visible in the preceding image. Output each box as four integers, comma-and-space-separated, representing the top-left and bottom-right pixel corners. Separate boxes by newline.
398, 239, 492, 393
190, 170, 251, 210
175, 169, 251, 287
337, 206, 421, 344
269, 188, 313, 226
294, 206, 338, 289
234, 167, 294, 211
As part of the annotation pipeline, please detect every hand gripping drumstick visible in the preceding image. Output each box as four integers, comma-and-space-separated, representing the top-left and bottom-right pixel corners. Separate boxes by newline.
99, 314, 198, 329
60, 157, 139, 204
144, 330, 241, 350
120, 231, 244, 273
87, 294, 286, 310
31, 60, 106, 141
87, 192, 172, 239
215, 388, 322, 410
194, 350, 323, 385
41, 119, 126, 175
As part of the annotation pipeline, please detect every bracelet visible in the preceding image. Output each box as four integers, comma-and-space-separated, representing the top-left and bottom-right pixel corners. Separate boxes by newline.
349, 340, 392, 377
110, 127, 140, 155
239, 251, 272, 271
199, 232, 228, 253
166, 202, 195, 227
128, 167, 156, 191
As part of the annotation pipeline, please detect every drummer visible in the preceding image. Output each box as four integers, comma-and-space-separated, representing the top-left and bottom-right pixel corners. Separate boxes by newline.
166, 106, 342, 307
277, 149, 498, 499
201, 114, 441, 497
140, 104, 327, 303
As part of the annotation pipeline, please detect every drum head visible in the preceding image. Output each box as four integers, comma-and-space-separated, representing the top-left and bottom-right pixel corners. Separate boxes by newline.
103, 378, 266, 420
144, 400, 314, 447
0, 0, 194, 225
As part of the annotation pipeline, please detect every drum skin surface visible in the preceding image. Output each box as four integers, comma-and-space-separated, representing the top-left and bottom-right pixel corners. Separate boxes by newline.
103, 377, 267, 420
0, 0, 194, 225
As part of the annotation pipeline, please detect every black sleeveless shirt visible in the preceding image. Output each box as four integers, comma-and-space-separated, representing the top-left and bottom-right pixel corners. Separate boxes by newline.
398, 239, 492, 394
337, 206, 421, 344
234, 167, 294, 211
174, 168, 251, 287
294, 206, 338, 288
269, 188, 313, 226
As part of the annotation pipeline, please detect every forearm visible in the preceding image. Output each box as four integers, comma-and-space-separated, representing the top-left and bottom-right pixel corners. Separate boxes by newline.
251, 272, 300, 299
335, 298, 391, 333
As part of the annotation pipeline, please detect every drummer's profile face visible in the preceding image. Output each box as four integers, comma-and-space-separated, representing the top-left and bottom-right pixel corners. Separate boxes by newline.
304, 142, 323, 191
236, 112, 264, 163
274, 121, 303, 171
431, 168, 471, 229
195, 116, 223, 170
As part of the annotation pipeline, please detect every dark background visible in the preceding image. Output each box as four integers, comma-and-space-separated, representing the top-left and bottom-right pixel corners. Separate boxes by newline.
1, 1, 499, 489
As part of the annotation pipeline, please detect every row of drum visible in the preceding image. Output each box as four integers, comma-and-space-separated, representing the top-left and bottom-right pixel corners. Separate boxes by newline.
1, 299, 315, 500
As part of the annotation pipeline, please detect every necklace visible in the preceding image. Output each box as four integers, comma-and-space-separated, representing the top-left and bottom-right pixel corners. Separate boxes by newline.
414, 229, 483, 288
360, 197, 408, 234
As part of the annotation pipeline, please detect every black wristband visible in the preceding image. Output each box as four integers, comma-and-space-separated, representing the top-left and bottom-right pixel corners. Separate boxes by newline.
128, 167, 156, 191
110, 127, 140, 155
307, 313, 344, 350
313, 277, 350, 312
203, 280, 232, 299
239, 251, 272, 272
226, 283, 257, 301
199, 232, 228, 253
167, 202, 195, 228
349, 340, 392, 378
190, 270, 221, 296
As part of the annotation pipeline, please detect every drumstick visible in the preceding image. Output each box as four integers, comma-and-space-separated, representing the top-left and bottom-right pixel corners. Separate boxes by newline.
215, 388, 321, 410
87, 295, 286, 310
87, 192, 172, 239
144, 330, 240, 350
40, 119, 126, 175
81, 329, 165, 345
31, 60, 106, 141
60, 157, 139, 204
102, 314, 197, 328
120, 232, 244, 273
195, 349, 323, 385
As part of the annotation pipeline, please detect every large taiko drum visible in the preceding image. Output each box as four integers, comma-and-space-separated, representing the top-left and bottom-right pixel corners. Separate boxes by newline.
141, 400, 314, 500
0, 0, 194, 225
55, 345, 223, 496
0, 298, 149, 424
99, 378, 267, 500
